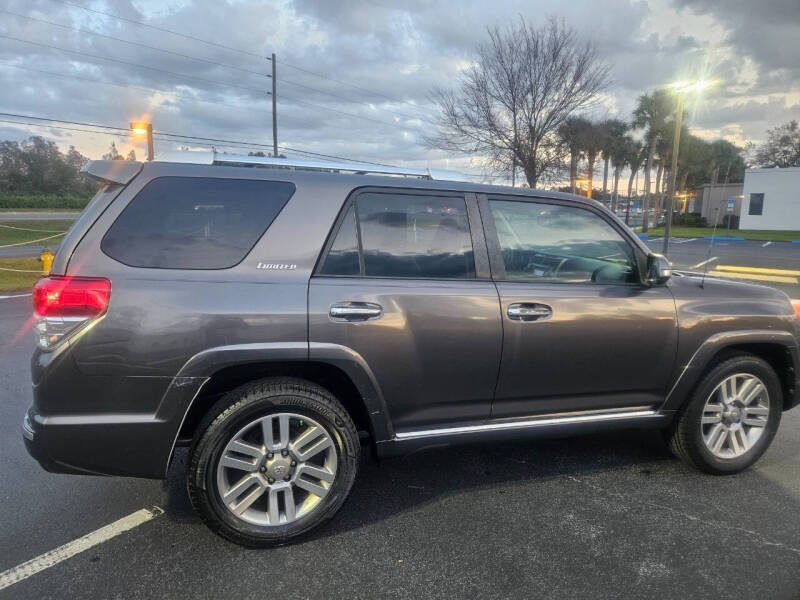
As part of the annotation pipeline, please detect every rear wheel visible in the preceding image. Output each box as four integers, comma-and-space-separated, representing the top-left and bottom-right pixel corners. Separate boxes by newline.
187, 378, 360, 547
667, 353, 782, 474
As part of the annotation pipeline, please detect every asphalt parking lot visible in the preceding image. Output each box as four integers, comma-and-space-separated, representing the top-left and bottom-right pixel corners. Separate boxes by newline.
1, 239, 800, 599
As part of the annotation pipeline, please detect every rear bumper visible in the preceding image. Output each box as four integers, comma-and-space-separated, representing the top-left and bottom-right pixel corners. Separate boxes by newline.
22, 409, 90, 476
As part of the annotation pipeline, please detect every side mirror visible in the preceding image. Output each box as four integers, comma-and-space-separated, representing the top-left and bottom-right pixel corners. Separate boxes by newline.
647, 253, 672, 285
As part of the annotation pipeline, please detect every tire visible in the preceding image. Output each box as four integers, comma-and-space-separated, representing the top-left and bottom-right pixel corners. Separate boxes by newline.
667, 353, 782, 475
187, 377, 360, 547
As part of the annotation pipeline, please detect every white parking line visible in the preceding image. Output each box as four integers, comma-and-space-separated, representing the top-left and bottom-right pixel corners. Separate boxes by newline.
674, 238, 697, 244
763, 241, 772, 247
0, 506, 163, 591
0, 293, 32, 299
691, 257, 718, 270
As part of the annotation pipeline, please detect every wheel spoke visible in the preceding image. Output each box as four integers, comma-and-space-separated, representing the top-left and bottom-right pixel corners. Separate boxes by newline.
704, 404, 723, 413
222, 473, 259, 503
294, 475, 328, 497
720, 378, 734, 405
745, 406, 769, 416
701, 414, 722, 425
743, 416, 767, 427
729, 429, 741, 455
296, 463, 336, 483
220, 454, 259, 472
229, 439, 264, 459
740, 381, 765, 406
232, 482, 266, 516
267, 485, 295, 524
263, 414, 291, 451
735, 428, 750, 453
708, 424, 727, 454
295, 437, 333, 462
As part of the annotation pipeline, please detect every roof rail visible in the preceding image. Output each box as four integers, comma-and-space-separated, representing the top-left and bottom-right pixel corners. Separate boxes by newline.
152, 150, 468, 182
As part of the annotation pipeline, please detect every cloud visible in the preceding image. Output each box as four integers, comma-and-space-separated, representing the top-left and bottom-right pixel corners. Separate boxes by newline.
0, 0, 797, 179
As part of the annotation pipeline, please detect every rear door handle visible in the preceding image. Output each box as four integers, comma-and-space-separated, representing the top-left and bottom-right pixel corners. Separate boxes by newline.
329, 302, 383, 322
507, 303, 552, 322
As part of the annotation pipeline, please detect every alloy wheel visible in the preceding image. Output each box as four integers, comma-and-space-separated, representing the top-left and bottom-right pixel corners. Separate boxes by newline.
215, 412, 338, 526
701, 373, 770, 459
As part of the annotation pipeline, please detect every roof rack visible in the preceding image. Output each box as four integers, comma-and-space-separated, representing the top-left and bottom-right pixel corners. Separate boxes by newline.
152, 150, 469, 182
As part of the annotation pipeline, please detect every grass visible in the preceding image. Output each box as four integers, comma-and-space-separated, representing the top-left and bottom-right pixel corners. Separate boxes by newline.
0, 220, 73, 247
0, 257, 42, 292
643, 227, 800, 242
0, 194, 91, 210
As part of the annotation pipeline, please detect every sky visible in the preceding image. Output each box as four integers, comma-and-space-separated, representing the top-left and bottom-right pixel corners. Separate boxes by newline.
0, 0, 798, 184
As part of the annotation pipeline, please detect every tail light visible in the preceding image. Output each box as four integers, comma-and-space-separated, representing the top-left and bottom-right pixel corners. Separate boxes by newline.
32, 276, 110, 349
793, 300, 800, 319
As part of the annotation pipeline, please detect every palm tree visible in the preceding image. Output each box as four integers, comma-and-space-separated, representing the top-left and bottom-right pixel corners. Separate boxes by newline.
583, 121, 605, 199
600, 118, 629, 199
610, 135, 638, 212
558, 116, 592, 194
625, 143, 647, 224
631, 89, 674, 232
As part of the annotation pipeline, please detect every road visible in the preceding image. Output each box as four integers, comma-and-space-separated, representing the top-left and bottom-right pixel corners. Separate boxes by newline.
646, 237, 800, 299
1, 293, 799, 599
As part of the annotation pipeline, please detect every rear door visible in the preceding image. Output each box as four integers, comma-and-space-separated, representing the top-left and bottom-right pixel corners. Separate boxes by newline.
481, 195, 677, 418
309, 189, 502, 431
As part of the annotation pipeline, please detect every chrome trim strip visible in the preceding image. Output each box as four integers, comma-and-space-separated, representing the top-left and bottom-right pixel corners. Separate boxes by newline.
394, 409, 660, 441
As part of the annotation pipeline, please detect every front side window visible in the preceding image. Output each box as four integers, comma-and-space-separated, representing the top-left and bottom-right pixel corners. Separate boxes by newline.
749, 193, 765, 216
489, 199, 637, 284
101, 177, 294, 269
321, 192, 475, 279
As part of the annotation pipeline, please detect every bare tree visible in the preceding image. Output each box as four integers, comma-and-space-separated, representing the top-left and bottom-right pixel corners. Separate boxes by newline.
428, 17, 609, 188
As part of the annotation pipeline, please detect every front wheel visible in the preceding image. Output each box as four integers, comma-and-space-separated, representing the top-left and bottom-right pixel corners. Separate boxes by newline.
667, 353, 782, 475
187, 378, 360, 547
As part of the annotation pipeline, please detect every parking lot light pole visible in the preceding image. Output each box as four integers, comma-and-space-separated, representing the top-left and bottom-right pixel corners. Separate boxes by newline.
663, 79, 713, 256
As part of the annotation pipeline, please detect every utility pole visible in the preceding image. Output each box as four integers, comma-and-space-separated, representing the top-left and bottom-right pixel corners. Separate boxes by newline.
662, 94, 684, 256
271, 53, 278, 158
130, 122, 154, 161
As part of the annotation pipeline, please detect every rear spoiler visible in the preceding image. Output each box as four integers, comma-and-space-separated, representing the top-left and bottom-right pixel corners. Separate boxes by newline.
81, 160, 143, 184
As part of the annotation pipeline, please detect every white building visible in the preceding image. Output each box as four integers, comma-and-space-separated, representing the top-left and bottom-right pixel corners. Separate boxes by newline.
739, 167, 800, 231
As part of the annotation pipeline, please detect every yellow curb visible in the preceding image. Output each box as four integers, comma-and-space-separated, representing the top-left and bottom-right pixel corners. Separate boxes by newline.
715, 265, 800, 277
708, 270, 798, 284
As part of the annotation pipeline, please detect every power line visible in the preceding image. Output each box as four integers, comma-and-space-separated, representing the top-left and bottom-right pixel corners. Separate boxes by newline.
0, 37, 427, 134
0, 34, 271, 95
0, 9, 435, 126
45, 0, 436, 117
0, 9, 272, 79
0, 60, 273, 116
47, 0, 268, 61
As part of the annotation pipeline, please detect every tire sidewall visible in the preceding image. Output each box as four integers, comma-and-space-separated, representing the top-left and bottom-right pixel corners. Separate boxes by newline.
190, 384, 359, 546
685, 356, 781, 474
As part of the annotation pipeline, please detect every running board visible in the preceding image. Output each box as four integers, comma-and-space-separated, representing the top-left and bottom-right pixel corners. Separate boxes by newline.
377, 408, 667, 457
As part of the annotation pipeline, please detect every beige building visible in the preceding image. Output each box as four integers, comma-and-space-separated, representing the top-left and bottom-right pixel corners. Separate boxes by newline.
697, 183, 744, 226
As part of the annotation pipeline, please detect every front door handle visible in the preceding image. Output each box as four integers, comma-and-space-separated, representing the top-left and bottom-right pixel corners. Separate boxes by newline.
507, 303, 552, 322
329, 302, 383, 322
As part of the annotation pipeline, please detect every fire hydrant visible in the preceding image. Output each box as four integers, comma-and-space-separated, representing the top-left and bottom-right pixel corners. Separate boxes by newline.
40, 249, 54, 275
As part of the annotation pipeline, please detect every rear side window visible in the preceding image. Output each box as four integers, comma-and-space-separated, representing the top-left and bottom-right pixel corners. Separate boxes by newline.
101, 177, 294, 269
320, 192, 475, 279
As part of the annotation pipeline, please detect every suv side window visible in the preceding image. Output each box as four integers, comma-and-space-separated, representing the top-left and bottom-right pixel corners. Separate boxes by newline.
101, 177, 294, 269
321, 192, 475, 279
489, 199, 637, 284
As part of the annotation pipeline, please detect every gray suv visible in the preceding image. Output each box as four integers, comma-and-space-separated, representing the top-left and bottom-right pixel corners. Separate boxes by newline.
23, 153, 800, 547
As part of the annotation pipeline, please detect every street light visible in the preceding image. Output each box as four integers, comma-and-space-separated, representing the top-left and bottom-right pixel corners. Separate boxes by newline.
130, 121, 154, 161
662, 79, 714, 256
575, 177, 590, 199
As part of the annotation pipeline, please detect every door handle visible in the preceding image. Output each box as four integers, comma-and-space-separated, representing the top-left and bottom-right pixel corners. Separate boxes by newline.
329, 302, 383, 322
507, 303, 552, 322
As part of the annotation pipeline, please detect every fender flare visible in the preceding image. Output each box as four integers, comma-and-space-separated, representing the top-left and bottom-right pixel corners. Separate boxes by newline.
662, 329, 800, 412
158, 342, 393, 476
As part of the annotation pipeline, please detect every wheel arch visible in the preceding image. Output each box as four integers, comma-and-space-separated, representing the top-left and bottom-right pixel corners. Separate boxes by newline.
162, 342, 393, 475
664, 330, 799, 413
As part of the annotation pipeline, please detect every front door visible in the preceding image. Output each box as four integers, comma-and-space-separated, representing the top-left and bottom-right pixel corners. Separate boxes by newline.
309, 189, 502, 431
481, 196, 677, 418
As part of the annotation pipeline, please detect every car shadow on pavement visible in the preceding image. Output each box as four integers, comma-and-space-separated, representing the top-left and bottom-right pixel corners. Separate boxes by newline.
160, 428, 676, 532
